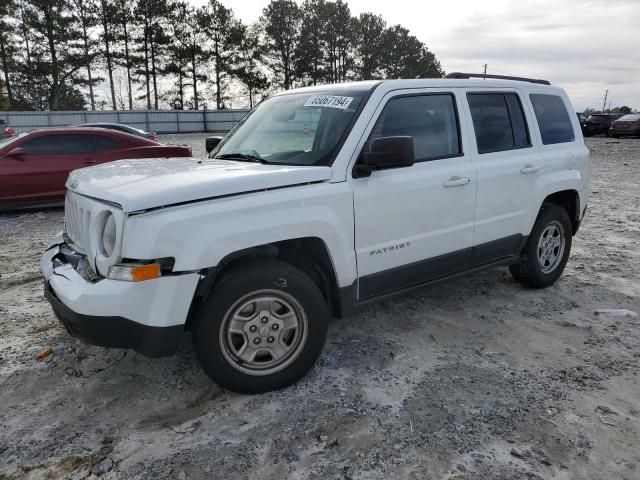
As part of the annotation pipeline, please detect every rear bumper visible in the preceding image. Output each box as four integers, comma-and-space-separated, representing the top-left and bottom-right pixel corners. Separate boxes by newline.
584, 125, 609, 135
41, 233, 200, 357
609, 128, 640, 136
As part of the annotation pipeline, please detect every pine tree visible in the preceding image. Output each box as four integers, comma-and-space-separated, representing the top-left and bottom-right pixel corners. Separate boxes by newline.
295, 0, 325, 86
199, 0, 241, 109
96, 0, 118, 109
234, 23, 269, 108
261, 0, 301, 90
166, 1, 206, 109
116, 0, 135, 109
321, 0, 352, 82
0, 0, 17, 109
354, 13, 386, 80
71, 0, 101, 110
25, 0, 88, 110
134, 0, 170, 109
381, 25, 443, 79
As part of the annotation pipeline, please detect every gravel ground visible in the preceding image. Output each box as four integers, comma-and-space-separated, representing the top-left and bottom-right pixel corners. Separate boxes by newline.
1, 135, 639, 480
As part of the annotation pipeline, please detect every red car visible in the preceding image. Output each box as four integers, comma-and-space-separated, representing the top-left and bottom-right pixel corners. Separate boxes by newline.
0, 127, 192, 210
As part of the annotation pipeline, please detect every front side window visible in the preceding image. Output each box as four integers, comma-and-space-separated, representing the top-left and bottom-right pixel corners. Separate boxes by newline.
468, 93, 531, 154
530, 94, 575, 145
23, 134, 95, 155
366, 94, 461, 162
210, 90, 367, 166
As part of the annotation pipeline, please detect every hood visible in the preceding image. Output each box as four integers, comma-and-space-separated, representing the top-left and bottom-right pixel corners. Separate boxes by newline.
67, 157, 332, 212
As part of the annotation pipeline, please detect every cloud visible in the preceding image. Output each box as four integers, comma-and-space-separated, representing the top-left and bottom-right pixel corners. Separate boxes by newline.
427, 0, 640, 109
101, 0, 640, 111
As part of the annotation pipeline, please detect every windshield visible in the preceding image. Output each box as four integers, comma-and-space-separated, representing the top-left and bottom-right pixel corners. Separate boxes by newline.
210, 91, 367, 166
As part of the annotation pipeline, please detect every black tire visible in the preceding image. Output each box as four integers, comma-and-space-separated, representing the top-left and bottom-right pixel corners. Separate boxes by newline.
192, 259, 329, 394
509, 205, 572, 289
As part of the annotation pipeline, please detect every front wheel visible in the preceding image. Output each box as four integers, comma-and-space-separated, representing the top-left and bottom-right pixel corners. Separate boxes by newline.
192, 260, 329, 394
509, 205, 572, 288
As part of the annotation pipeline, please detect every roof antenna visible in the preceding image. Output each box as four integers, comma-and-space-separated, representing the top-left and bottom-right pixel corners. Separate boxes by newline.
483, 64, 487, 79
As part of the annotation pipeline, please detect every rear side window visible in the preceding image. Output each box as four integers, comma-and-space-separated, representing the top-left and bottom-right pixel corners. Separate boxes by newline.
530, 94, 575, 144
23, 134, 95, 155
367, 94, 461, 162
468, 93, 531, 154
95, 135, 120, 150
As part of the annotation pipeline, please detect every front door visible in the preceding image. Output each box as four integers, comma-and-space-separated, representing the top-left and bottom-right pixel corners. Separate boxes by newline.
351, 90, 477, 300
2, 133, 98, 202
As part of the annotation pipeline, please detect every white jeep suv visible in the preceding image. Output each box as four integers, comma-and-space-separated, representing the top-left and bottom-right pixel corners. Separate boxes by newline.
41, 74, 589, 393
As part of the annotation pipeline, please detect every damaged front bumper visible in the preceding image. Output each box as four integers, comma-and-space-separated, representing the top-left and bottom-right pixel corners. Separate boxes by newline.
41, 233, 200, 357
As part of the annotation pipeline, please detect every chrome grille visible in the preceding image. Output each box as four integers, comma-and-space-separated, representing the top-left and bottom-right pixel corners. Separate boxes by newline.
64, 193, 91, 254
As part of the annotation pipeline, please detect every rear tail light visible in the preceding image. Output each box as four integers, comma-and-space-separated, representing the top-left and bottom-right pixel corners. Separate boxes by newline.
6, 126, 14, 136
611, 121, 618, 127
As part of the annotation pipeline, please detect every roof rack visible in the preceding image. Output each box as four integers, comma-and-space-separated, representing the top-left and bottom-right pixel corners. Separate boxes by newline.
444, 72, 551, 85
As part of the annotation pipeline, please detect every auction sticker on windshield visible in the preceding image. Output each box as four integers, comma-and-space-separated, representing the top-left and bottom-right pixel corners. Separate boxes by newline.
304, 95, 354, 110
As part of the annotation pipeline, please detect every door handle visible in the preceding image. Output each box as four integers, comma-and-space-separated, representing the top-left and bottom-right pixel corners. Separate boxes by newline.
520, 164, 542, 174
83, 158, 97, 164
443, 176, 471, 187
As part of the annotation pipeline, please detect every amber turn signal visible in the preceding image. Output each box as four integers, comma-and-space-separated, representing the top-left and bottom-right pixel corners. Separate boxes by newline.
108, 263, 161, 282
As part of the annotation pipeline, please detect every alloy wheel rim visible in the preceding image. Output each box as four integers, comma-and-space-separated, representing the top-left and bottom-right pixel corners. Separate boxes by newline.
537, 220, 565, 274
219, 289, 308, 376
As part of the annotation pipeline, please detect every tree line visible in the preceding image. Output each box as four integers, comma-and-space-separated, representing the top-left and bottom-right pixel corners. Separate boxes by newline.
0, 0, 444, 111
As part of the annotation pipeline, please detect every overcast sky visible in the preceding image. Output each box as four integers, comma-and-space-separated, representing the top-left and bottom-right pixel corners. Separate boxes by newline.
191, 0, 639, 111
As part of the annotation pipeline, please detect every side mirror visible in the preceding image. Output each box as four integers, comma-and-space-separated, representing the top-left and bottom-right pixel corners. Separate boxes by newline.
205, 136, 224, 153
5, 147, 25, 160
354, 136, 414, 178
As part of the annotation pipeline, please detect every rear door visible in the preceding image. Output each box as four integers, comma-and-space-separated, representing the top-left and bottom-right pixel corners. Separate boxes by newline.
351, 89, 477, 299
528, 92, 586, 200
462, 89, 545, 266
4, 133, 98, 201
94, 134, 122, 164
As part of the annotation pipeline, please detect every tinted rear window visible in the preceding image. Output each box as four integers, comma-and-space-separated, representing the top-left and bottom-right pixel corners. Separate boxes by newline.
468, 93, 531, 154
530, 94, 575, 145
96, 135, 120, 150
618, 114, 640, 122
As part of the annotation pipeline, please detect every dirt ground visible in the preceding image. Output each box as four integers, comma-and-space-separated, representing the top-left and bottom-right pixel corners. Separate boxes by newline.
1, 135, 639, 480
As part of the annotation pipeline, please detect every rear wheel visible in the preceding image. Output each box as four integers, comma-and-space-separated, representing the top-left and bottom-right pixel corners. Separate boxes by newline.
192, 260, 329, 394
509, 205, 572, 288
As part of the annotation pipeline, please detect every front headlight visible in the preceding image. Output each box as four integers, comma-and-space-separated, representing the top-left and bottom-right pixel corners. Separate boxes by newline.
101, 213, 116, 257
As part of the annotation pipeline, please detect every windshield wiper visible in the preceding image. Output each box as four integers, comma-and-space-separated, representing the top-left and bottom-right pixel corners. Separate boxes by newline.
214, 153, 268, 164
